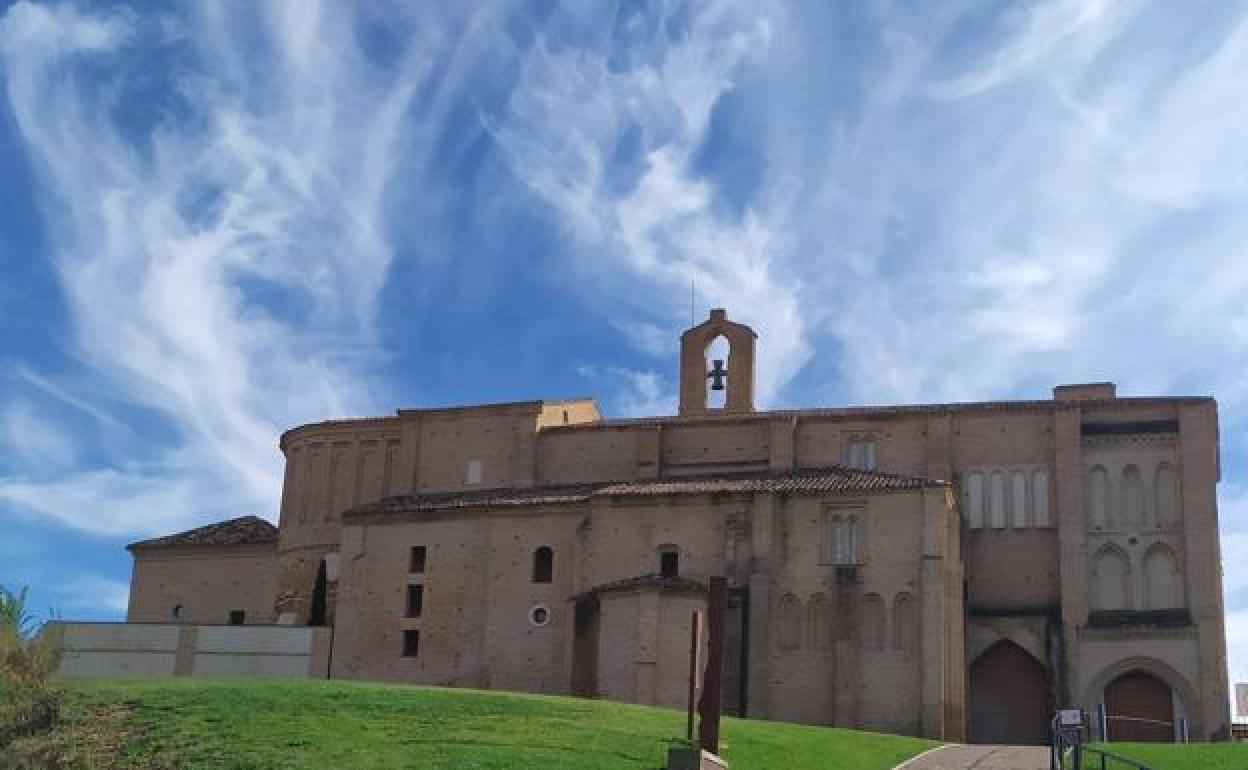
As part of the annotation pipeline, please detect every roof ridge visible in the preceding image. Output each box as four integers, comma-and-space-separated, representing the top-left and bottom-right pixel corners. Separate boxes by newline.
128, 514, 278, 550
347, 466, 947, 518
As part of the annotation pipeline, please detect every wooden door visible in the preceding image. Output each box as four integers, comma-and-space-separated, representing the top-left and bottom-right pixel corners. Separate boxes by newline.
1105, 671, 1174, 742
969, 640, 1051, 745
571, 597, 599, 697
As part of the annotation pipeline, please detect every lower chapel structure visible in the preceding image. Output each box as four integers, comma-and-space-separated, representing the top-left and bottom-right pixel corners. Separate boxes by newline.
126, 310, 1232, 743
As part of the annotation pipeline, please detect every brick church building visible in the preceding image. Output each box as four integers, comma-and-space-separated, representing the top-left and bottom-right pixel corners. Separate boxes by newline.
127, 309, 1232, 743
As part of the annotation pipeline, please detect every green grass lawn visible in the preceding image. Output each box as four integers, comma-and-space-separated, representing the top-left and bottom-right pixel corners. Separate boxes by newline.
9, 677, 939, 770
1084, 742, 1248, 770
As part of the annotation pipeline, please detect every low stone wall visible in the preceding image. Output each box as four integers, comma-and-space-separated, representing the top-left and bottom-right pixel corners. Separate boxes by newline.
54, 623, 332, 679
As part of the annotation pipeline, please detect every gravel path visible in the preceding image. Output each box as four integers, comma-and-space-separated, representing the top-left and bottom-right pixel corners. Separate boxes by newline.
895, 744, 1051, 770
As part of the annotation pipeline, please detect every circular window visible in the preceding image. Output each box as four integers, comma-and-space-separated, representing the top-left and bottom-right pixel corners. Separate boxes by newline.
530, 605, 550, 626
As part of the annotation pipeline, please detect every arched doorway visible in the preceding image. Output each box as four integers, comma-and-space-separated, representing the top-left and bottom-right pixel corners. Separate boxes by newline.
1105, 670, 1174, 742
969, 640, 1050, 745
307, 560, 327, 626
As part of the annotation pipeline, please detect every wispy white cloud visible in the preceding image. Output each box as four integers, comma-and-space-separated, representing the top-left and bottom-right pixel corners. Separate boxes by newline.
611, 319, 680, 359
1, 399, 76, 469
2, 466, 202, 536
51, 573, 131, 615
754, 3, 1248, 410
490, 3, 810, 406
0, 1, 431, 533
929, 0, 1130, 100
14, 366, 125, 430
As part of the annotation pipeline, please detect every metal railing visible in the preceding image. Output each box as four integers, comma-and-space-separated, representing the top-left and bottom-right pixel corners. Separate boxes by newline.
1051, 712, 1089, 770
1082, 746, 1153, 770
1093, 703, 1188, 742
1051, 709, 1157, 770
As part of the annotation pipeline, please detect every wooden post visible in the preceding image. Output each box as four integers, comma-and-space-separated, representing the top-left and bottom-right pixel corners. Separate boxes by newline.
699, 577, 727, 754
686, 609, 702, 742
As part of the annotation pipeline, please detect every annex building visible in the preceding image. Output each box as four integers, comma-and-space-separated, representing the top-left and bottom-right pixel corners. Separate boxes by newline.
126, 309, 1232, 743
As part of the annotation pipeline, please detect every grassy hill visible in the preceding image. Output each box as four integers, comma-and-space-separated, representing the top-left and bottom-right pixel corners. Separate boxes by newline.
6, 677, 939, 769
1084, 742, 1248, 770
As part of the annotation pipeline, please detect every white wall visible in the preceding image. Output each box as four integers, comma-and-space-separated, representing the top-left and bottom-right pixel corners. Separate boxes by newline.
52, 623, 330, 679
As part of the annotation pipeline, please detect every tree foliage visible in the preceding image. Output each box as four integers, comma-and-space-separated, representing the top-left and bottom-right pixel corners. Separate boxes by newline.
0, 584, 63, 751
0, 585, 36, 640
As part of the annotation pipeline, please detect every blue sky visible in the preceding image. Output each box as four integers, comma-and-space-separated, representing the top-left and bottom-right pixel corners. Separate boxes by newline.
0, 0, 1245, 704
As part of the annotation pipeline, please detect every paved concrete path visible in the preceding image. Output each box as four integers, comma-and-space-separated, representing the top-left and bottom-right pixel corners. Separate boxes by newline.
896, 744, 1050, 770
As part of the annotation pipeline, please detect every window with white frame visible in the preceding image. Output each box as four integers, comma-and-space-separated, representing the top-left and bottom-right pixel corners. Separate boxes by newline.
820, 506, 863, 565
844, 435, 878, 471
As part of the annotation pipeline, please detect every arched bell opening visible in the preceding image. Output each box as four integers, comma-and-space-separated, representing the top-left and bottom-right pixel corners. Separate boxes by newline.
705, 334, 730, 410
678, 308, 756, 416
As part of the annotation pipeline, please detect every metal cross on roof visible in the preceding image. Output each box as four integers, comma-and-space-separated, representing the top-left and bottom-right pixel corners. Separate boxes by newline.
707, 359, 728, 391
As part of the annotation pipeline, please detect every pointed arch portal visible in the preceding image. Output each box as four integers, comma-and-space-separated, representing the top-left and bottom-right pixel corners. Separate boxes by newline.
1105, 670, 1174, 742
969, 639, 1050, 745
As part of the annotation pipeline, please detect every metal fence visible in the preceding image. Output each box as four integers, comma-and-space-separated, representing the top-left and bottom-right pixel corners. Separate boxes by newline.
1081, 746, 1153, 770
1051, 710, 1157, 770
1093, 703, 1188, 743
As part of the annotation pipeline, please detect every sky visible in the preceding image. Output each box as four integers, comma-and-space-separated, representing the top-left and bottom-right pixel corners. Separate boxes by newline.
0, 0, 1244, 712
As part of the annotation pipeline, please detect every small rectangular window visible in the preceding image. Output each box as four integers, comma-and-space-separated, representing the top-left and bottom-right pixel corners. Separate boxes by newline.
532, 546, 554, 583
228, 610, 245, 626
660, 550, 679, 579
465, 459, 482, 485
402, 629, 420, 658
406, 585, 424, 618
410, 546, 427, 574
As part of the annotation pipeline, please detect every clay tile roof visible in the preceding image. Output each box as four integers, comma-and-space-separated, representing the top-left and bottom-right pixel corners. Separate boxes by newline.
361, 485, 600, 514
127, 515, 278, 550
582, 573, 708, 599
595, 466, 944, 497
347, 466, 946, 518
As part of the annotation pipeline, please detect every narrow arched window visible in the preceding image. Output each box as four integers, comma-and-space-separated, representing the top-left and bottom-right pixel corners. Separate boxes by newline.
862, 593, 885, 650
1122, 465, 1146, 528
780, 593, 801, 649
1011, 471, 1028, 528
812, 593, 834, 650
1143, 543, 1183, 609
989, 471, 1007, 528
532, 546, 553, 583
1090, 544, 1131, 610
1154, 463, 1181, 529
966, 472, 985, 529
892, 592, 918, 654
1032, 469, 1051, 528
1088, 465, 1110, 530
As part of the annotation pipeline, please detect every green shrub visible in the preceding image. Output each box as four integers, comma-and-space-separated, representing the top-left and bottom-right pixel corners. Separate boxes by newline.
0, 585, 64, 748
